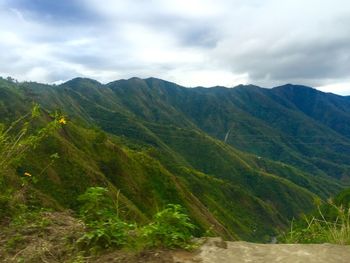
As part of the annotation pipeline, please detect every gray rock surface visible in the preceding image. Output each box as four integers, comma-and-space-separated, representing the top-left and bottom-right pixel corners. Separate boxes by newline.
173, 238, 350, 263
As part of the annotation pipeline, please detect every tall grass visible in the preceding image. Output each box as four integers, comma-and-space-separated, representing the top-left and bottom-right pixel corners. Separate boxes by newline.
284, 201, 350, 245
0, 105, 64, 176
319, 204, 350, 245
0, 105, 65, 218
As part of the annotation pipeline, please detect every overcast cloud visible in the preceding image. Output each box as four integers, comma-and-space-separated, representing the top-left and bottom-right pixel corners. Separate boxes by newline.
0, 0, 349, 94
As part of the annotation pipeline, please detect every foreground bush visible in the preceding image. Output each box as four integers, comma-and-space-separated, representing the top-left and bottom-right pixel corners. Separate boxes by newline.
77, 187, 196, 251
77, 187, 134, 249
141, 204, 196, 249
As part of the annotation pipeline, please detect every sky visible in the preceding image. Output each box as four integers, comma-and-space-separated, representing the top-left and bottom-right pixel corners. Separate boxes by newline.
0, 0, 349, 94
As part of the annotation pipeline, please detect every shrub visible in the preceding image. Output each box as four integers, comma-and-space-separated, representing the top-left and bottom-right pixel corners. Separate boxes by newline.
77, 218, 134, 249
141, 204, 196, 249
77, 187, 116, 222
77, 187, 197, 251
77, 187, 134, 249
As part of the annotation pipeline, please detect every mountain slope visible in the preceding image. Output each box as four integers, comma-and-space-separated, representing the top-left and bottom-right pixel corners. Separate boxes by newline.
21, 77, 343, 194
271, 84, 350, 138
0, 76, 348, 242
102, 78, 350, 181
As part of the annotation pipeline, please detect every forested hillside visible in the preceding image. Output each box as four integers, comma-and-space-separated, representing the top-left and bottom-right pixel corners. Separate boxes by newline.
1, 76, 349, 242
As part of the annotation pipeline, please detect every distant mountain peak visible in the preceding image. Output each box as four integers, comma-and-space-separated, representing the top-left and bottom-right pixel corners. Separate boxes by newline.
273, 84, 316, 92
61, 77, 101, 87
234, 84, 262, 89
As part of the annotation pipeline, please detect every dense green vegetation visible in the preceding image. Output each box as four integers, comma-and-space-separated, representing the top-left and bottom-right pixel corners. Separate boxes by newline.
77, 187, 196, 251
1, 76, 349, 249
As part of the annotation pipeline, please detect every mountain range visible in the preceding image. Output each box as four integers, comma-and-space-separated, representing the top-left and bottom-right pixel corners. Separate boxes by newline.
1, 76, 349, 242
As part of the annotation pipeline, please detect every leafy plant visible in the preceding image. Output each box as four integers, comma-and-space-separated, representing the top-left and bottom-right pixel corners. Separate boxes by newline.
77, 187, 134, 249
78, 218, 134, 249
141, 204, 196, 249
77, 187, 197, 250
77, 187, 115, 222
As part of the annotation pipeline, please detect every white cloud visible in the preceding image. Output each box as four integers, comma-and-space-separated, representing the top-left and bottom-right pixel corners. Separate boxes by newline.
0, 0, 350, 94
165, 69, 249, 88
317, 81, 350, 95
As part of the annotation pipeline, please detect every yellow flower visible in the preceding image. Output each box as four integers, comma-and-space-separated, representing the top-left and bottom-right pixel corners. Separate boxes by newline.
24, 172, 32, 177
59, 117, 67, 125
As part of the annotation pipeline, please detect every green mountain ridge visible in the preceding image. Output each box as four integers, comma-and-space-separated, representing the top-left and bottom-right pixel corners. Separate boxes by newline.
0, 76, 349, 241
